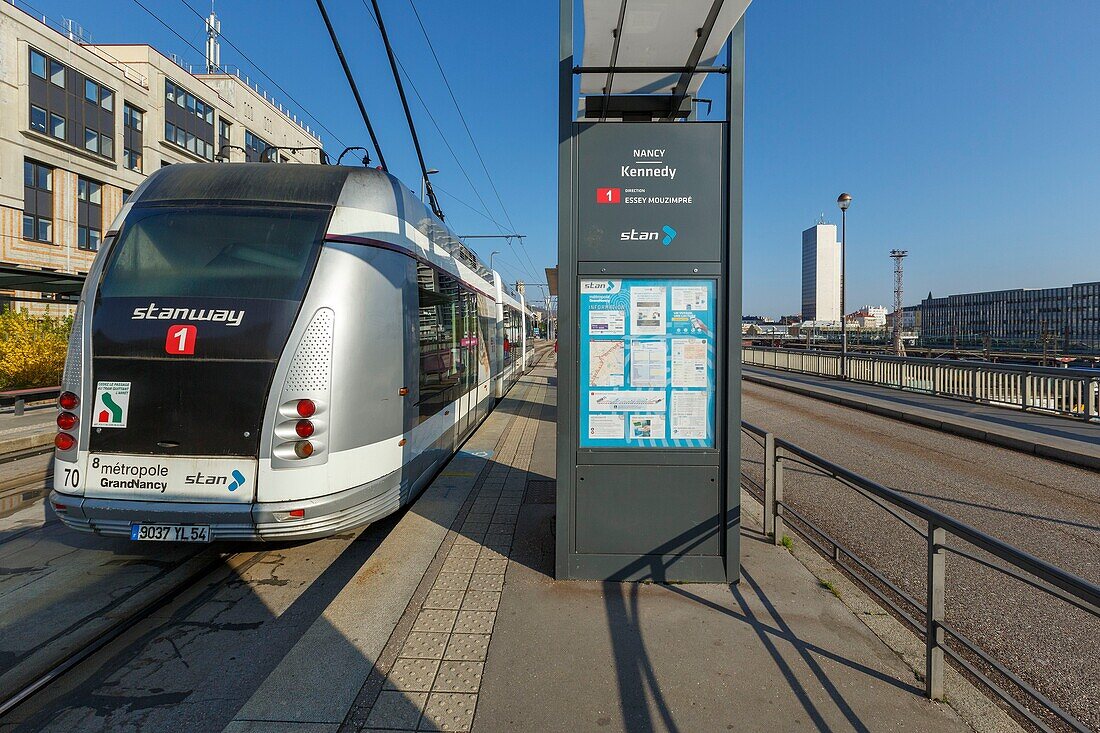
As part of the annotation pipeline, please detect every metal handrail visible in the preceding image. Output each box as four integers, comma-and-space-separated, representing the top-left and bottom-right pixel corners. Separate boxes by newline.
742, 420, 1099, 732
757, 346, 1098, 378
742, 346, 1100, 422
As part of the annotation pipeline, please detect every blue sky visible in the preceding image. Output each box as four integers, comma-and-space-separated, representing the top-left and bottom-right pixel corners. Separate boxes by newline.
24, 0, 1100, 315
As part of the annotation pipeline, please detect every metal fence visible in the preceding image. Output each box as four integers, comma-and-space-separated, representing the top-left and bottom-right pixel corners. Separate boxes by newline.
740, 422, 1099, 732
742, 347, 1100, 422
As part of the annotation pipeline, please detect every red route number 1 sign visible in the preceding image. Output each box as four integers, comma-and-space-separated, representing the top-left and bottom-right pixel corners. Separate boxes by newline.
165, 324, 197, 355
596, 187, 621, 204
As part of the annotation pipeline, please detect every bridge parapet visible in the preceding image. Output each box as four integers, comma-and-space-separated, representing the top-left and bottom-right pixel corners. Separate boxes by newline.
743, 346, 1099, 422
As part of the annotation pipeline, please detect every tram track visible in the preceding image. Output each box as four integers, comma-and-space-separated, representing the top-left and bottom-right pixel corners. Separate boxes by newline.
0, 546, 268, 719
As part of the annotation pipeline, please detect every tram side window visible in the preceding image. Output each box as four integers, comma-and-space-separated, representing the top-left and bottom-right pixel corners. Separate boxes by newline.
418, 266, 469, 421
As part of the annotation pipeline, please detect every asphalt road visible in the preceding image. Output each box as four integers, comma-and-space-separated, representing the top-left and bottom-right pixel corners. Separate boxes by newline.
740, 379, 1100, 731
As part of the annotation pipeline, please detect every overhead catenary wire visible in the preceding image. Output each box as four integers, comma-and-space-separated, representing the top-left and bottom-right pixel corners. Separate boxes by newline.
314, 0, 387, 170
355, 2, 540, 283
174, 0, 347, 150
368, 0, 443, 220
404, 0, 541, 279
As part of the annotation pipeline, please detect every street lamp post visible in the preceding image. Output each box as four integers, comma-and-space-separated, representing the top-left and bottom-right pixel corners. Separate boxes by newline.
837, 192, 852, 378
421, 168, 439, 202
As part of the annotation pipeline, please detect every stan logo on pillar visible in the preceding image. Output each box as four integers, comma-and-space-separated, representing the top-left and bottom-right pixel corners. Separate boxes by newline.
620, 225, 678, 246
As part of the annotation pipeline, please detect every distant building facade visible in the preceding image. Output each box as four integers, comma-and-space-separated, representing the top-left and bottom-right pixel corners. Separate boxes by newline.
0, 3, 323, 306
801, 223, 841, 322
886, 305, 921, 332
920, 282, 1100, 352
846, 305, 888, 329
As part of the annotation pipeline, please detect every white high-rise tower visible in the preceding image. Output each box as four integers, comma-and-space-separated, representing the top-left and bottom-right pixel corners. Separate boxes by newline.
801, 223, 841, 322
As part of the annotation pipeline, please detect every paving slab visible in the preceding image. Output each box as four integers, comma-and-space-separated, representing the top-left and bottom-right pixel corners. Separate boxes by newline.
743, 365, 1100, 469
226, 352, 978, 733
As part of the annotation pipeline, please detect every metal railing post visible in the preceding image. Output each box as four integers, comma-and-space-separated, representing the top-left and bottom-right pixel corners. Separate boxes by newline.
1020, 372, 1029, 412
926, 524, 946, 700
1087, 377, 1096, 421
971, 366, 979, 402
773, 449, 785, 546
764, 433, 775, 539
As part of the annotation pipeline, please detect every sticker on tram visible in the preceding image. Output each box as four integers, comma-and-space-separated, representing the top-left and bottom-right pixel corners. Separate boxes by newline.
93, 381, 131, 428
165, 324, 197, 355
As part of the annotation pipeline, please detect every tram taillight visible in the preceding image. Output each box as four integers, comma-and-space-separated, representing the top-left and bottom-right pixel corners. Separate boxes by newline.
59, 391, 79, 410
57, 412, 77, 430
295, 419, 315, 438
54, 432, 75, 451
296, 399, 316, 418
293, 440, 314, 459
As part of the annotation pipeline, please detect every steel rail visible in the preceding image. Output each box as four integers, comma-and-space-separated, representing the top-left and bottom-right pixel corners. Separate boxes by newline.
0, 550, 264, 717
0, 444, 52, 466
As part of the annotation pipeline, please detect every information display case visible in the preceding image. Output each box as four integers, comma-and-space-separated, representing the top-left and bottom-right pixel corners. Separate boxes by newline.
579, 278, 717, 448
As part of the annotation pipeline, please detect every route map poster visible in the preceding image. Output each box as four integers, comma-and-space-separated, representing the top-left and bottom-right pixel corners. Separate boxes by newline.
579, 278, 717, 449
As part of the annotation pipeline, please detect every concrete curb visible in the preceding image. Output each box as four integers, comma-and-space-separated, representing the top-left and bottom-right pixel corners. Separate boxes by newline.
0, 431, 53, 456
742, 371, 1100, 472
740, 492, 1023, 733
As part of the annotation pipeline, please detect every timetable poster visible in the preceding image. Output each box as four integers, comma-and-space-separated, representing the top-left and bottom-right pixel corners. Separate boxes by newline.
579, 278, 717, 448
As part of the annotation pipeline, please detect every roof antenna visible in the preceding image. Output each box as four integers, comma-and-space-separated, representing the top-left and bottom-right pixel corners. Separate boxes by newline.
205, 2, 220, 74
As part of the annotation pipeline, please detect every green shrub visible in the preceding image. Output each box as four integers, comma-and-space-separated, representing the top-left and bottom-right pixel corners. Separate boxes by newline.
0, 309, 73, 391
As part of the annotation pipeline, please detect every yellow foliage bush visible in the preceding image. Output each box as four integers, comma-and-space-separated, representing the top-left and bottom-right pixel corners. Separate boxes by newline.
0, 309, 72, 391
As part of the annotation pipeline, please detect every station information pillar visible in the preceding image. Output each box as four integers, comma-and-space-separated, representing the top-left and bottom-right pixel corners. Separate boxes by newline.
555, 9, 744, 583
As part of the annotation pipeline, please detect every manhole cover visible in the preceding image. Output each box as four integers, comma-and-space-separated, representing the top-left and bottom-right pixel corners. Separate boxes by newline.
524, 480, 556, 504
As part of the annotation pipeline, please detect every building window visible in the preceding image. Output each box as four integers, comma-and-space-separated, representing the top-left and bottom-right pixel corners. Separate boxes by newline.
23, 160, 53, 244
30, 49, 46, 79
29, 49, 115, 160
124, 104, 143, 132
49, 59, 65, 87
122, 189, 133, 203
219, 119, 231, 139
30, 105, 47, 134
245, 129, 269, 162
49, 112, 65, 140
124, 148, 142, 172
77, 226, 102, 251
164, 81, 215, 160
78, 177, 102, 204
77, 176, 103, 251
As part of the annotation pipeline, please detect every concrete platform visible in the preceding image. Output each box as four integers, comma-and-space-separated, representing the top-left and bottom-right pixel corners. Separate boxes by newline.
743, 366, 1100, 470
222, 355, 973, 732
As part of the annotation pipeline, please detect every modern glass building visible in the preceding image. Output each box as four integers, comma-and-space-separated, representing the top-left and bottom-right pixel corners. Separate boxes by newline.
801, 223, 841, 322
919, 282, 1100, 353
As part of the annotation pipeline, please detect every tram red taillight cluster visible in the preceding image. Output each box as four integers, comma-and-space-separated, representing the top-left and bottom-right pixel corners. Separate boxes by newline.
55, 391, 79, 452
274, 399, 323, 461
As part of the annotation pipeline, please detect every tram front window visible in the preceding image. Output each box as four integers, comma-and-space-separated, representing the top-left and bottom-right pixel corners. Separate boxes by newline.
100, 205, 328, 301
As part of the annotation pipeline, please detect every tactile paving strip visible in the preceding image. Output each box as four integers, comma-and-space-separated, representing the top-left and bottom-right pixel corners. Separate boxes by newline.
344, 361, 553, 732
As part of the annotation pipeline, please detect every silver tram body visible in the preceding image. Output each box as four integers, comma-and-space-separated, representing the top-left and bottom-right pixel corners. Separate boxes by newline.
49, 164, 532, 541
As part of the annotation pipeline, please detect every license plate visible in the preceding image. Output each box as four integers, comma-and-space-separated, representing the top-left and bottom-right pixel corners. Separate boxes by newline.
130, 524, 211, 542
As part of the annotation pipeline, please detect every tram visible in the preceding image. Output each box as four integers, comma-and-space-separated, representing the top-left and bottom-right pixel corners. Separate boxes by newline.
49, 163, 534, 541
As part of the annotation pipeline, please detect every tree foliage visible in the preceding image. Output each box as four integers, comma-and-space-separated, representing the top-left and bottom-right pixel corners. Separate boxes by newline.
0, 309, 72, 391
